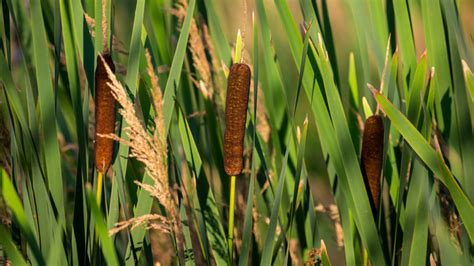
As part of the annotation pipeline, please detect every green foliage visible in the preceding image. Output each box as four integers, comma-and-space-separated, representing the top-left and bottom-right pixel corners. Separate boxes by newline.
0, 0, 473, 265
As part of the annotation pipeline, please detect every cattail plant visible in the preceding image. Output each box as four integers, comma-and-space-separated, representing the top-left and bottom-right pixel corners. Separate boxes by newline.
223, 63, 251, 262
360, 114, 384, 212
94, 52, 116, 214
93, 0, 115, 207
94, 53, 116, 176
224, 63, 251, 176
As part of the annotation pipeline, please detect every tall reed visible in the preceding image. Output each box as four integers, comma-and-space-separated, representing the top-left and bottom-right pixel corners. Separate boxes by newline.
223, 62, 251, 263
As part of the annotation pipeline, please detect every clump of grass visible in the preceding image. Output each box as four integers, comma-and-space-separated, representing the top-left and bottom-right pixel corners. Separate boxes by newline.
360, 114, 384, 211
3, 0, 474, 264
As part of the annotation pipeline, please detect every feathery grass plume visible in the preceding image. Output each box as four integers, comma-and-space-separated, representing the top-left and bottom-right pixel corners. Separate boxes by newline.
145, 49, 186, 262
188, 19, 213, 98
94, 53, 116, 173
108, 214, 171, 236
224, 63, 251, 176
361, 114, 384, 211
100, 56, 173, 226
145, 50, 166, 148
101, 53, 185, 262
171, 0, 214, 100
84, 13, 128, 55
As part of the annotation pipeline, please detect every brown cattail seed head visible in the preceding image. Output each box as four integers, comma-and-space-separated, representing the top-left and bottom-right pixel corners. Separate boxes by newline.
361, 115, 384, 211
224, 63, 251, 176
94, 53, 116, 173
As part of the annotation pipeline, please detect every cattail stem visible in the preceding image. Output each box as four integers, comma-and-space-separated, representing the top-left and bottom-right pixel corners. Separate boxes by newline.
228, 175, 236, 264
96, 172, 104, 207
92, 171, 104, 262
223, 63, 250, 264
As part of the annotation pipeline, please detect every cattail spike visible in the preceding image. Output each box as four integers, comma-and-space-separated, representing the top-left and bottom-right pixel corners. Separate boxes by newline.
94, 53, 116, 173
361, 115, 384, 212
224, 63, 251, 176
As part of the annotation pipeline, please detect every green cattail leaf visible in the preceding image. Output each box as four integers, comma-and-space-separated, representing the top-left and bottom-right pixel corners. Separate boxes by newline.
393, 0, 416, 75
162, 0, 196, 133
30, 0, 65, 222
349, 52, 359, 109
463, 60, 474, 103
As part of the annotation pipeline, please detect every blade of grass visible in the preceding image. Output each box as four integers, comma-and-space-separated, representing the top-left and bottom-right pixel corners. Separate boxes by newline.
440, 0, 473, 65
60, 0, 89, 192
313, 34, 387, 264
393, 0, 416, 76
238, 168, 255, 266
145, 0, 172, 65
124, 0, 146, 91
176, 105, 227, 264
203, 0, 231, 64
46, 218, 67, 265
260, 140, 290, 265
30, 0, 65, 221
0, 169, 44, 264
163, 0, 196, 133
463, 61, 474, 103
284, 117, 308, 266
400, 159, 429, 266
428, 182, 463, 265
0, 224, 27, 266
420, 0, 451, 130
238, 16, 259, 265
86, 187, 119, 265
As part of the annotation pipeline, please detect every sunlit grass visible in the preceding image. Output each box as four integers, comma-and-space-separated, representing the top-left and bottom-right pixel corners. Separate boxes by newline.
0, 0, 473, 265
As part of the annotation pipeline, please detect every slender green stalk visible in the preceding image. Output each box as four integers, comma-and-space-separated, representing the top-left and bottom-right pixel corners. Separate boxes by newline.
228, 175, 236, 264
96, 172, 104, 207
92, 171, 104, 264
